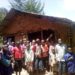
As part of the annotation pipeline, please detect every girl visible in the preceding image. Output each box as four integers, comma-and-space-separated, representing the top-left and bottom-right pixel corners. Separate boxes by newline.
25, 43, 34, 74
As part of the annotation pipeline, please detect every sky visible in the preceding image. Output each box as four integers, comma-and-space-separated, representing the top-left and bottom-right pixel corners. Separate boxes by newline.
0, 0, 75, 21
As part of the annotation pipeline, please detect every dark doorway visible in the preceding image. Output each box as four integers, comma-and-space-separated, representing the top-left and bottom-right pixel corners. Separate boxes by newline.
43, 29, 55, 41
7, 36, 15, 42
28, 31, 41, 41
4, 36, 15, 43
28, 29, 55, 41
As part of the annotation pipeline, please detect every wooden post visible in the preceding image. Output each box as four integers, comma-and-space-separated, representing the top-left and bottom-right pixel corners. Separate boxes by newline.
69, 23, 72, 47
41, 30, 43, 40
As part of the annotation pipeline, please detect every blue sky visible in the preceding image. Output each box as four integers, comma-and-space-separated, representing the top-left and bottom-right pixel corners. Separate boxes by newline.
0, 0, 75, 21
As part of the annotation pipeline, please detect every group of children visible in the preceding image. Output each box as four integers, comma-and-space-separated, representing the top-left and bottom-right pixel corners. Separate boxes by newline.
0, 38, 75, 75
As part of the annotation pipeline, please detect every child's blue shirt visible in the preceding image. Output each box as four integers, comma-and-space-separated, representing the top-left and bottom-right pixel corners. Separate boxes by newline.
64, 52, 75, 73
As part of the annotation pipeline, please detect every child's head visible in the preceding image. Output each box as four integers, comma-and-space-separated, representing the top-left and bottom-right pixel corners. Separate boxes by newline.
58, 38, 62, 44
32, 40, 36, 45
68, 47, 73, 52
41, 39, 45, 46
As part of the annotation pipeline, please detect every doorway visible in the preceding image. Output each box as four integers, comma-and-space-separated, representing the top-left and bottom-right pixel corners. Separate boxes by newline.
28, 29, 55, 42
4, 36, 15, 43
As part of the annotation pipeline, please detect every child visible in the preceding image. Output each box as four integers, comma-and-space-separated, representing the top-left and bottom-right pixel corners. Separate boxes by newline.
25, 43, 34, 73
49, 47, 57, 75
64, 47, 75, 75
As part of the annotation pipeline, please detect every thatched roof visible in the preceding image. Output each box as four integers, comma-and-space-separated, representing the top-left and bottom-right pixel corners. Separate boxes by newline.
0, 8, 75, 33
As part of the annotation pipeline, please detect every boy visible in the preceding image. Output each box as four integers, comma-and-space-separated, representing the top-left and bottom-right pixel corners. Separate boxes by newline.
64, 47, 75, 75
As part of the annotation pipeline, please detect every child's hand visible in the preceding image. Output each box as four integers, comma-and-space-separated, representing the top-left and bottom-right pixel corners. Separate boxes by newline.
68, 56, 73, 61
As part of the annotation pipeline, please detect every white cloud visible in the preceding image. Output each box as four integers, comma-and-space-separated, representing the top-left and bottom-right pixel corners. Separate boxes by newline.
0, 0, 11, 10
64, 0, 75, 11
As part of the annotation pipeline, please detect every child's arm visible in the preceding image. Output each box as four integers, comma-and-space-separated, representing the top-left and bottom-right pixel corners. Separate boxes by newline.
68, 56, 73, 61
64, 53, 73, 62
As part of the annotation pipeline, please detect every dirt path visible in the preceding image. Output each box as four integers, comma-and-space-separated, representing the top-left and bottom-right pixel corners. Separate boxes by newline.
12, 69, 53, 75
12, 69, 29, 75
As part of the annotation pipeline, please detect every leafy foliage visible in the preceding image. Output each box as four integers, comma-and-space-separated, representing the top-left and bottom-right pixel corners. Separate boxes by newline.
0, 8, 8, 24
0, 8, 8, 43
9, 0, 44, 14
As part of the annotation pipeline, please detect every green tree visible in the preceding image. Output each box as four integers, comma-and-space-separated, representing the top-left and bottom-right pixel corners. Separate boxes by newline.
9, 0, 44, 14
0, 8, 7, 44
0, 8, 8, 24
